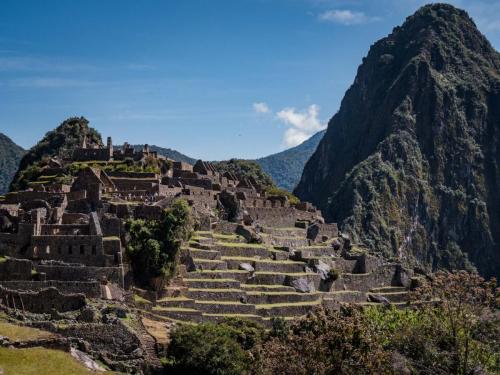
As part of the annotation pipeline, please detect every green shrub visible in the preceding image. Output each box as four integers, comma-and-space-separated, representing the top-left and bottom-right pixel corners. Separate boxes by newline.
264, 186, 300, 205
165, 321, 261, 375
125, 199, 193, 287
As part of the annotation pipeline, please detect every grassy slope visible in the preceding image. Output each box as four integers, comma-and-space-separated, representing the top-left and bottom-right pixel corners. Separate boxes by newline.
0, 347, 98, 375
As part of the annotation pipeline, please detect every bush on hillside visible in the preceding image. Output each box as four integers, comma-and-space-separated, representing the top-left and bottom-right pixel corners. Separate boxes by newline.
165, 319, 265, 375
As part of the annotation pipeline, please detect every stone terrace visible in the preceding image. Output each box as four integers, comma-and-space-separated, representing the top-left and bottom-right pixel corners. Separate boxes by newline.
151, 224, 411, 326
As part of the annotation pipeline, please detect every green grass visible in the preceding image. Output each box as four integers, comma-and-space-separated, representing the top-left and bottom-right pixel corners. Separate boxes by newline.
216, 242, 267, 248
240, 284, 294, 289
0, 321, 53, 341
133, 294, 152, 305
194, 300, 247, 305
192, 258, 224, 263
187, 288, 242, 293
255, 300, 321, 309
0, 347, 104, 375
103, 236, 120, 241
184, 278, 238, 282
157, 296, 193, 302
153, 306, 198, 312
246, 291, 319, 296
221, 256, 303, 264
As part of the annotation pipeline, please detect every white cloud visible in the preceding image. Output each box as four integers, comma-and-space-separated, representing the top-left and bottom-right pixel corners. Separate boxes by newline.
253, 102, 270, 114
319, 9, 377, 25
276, 104, 326, 147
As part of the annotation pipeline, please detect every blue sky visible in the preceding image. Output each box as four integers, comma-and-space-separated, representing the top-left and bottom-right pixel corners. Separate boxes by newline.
1, 0, 499, 160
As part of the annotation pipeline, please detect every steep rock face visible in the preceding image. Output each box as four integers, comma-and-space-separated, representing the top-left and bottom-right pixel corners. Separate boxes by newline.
295, 4, 500, 277
0, 133, 25, 195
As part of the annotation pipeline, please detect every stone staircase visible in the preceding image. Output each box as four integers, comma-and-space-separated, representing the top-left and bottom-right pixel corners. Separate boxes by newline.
152, 225, 411, 326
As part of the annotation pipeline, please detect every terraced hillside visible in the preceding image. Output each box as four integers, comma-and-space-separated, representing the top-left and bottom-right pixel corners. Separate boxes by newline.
149, 223, 411, 326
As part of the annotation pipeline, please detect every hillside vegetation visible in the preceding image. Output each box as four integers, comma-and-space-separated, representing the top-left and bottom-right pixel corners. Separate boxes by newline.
295, 4, 500, 278
0, 133, 25, 195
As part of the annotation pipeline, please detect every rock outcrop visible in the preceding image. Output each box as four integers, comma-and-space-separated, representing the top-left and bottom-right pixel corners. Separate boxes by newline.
295, 4, 500, 278
0, 133, 25, 195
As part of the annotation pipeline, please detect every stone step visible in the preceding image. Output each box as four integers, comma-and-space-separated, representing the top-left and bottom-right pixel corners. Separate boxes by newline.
192, 258, 228, 271
181, 247, 221, 260
261, 227, 306, 237
248, 272, 320, 287
185, 270, 250, 282
194, 300, 257, 315
370, 286, 407, 293
184, 278, 241, 289
356, 301, 408, 309
214, 243, 272, 258
189, 241, 213, 250
246, 291, 321, 304
193, 231, 214, 239
186, 288, 247, 302
294, 246, 336, 258
152, 306, 203, 322
212, 233, 245, 243
367, 291, 409, 303
222, 256, 307, 273
240, 284, 296, 292
263, 236, 310, 248
331, 273, 394, 292
156, 296, 197, 309
256, 300, 322, 317
322, 290, 366, 304
269, 249, 291, 261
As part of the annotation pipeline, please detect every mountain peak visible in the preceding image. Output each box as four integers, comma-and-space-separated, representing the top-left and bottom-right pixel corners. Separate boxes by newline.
295, 4, 500, 278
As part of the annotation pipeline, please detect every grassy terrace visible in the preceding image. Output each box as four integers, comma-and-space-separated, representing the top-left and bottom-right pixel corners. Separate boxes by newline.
184, 278, 238, 282
0, 347, 105, 375
241, 284, 294, 289
246, 291, 320, 296
153, 306, 198, 312
215, 242, 267, 248
0, 321, 53, 341
221, 256, 303, 264
187, 288, 242, 293
255, 300, 322, 309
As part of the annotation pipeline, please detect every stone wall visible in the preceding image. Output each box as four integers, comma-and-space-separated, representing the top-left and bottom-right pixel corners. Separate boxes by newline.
72, 147, 112, 162
29, 235, 105, 267
36, 264, 123, 285
0, 258, 32, 281
0, 286, 86, 313
0, 280, 101, 298
245, 207, 320, 227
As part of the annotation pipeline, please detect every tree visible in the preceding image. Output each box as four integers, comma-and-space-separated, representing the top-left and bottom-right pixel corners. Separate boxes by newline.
125, 199, 193, 287
409, 271, 499, 374
253, 306, 393, 375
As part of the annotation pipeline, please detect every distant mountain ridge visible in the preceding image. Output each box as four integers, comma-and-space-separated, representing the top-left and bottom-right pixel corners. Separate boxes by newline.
132, 132, 325, 192
129, 145, 196, 165
255, 130, 325, 191
0, 133, 25, 195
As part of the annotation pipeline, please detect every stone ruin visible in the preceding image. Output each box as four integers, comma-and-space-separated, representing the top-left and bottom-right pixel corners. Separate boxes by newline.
0, 136, 416, 372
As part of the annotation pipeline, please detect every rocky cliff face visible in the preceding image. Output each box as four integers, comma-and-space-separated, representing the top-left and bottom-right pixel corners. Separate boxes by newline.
294, 4, 500, 278
0, 133, 25, 195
